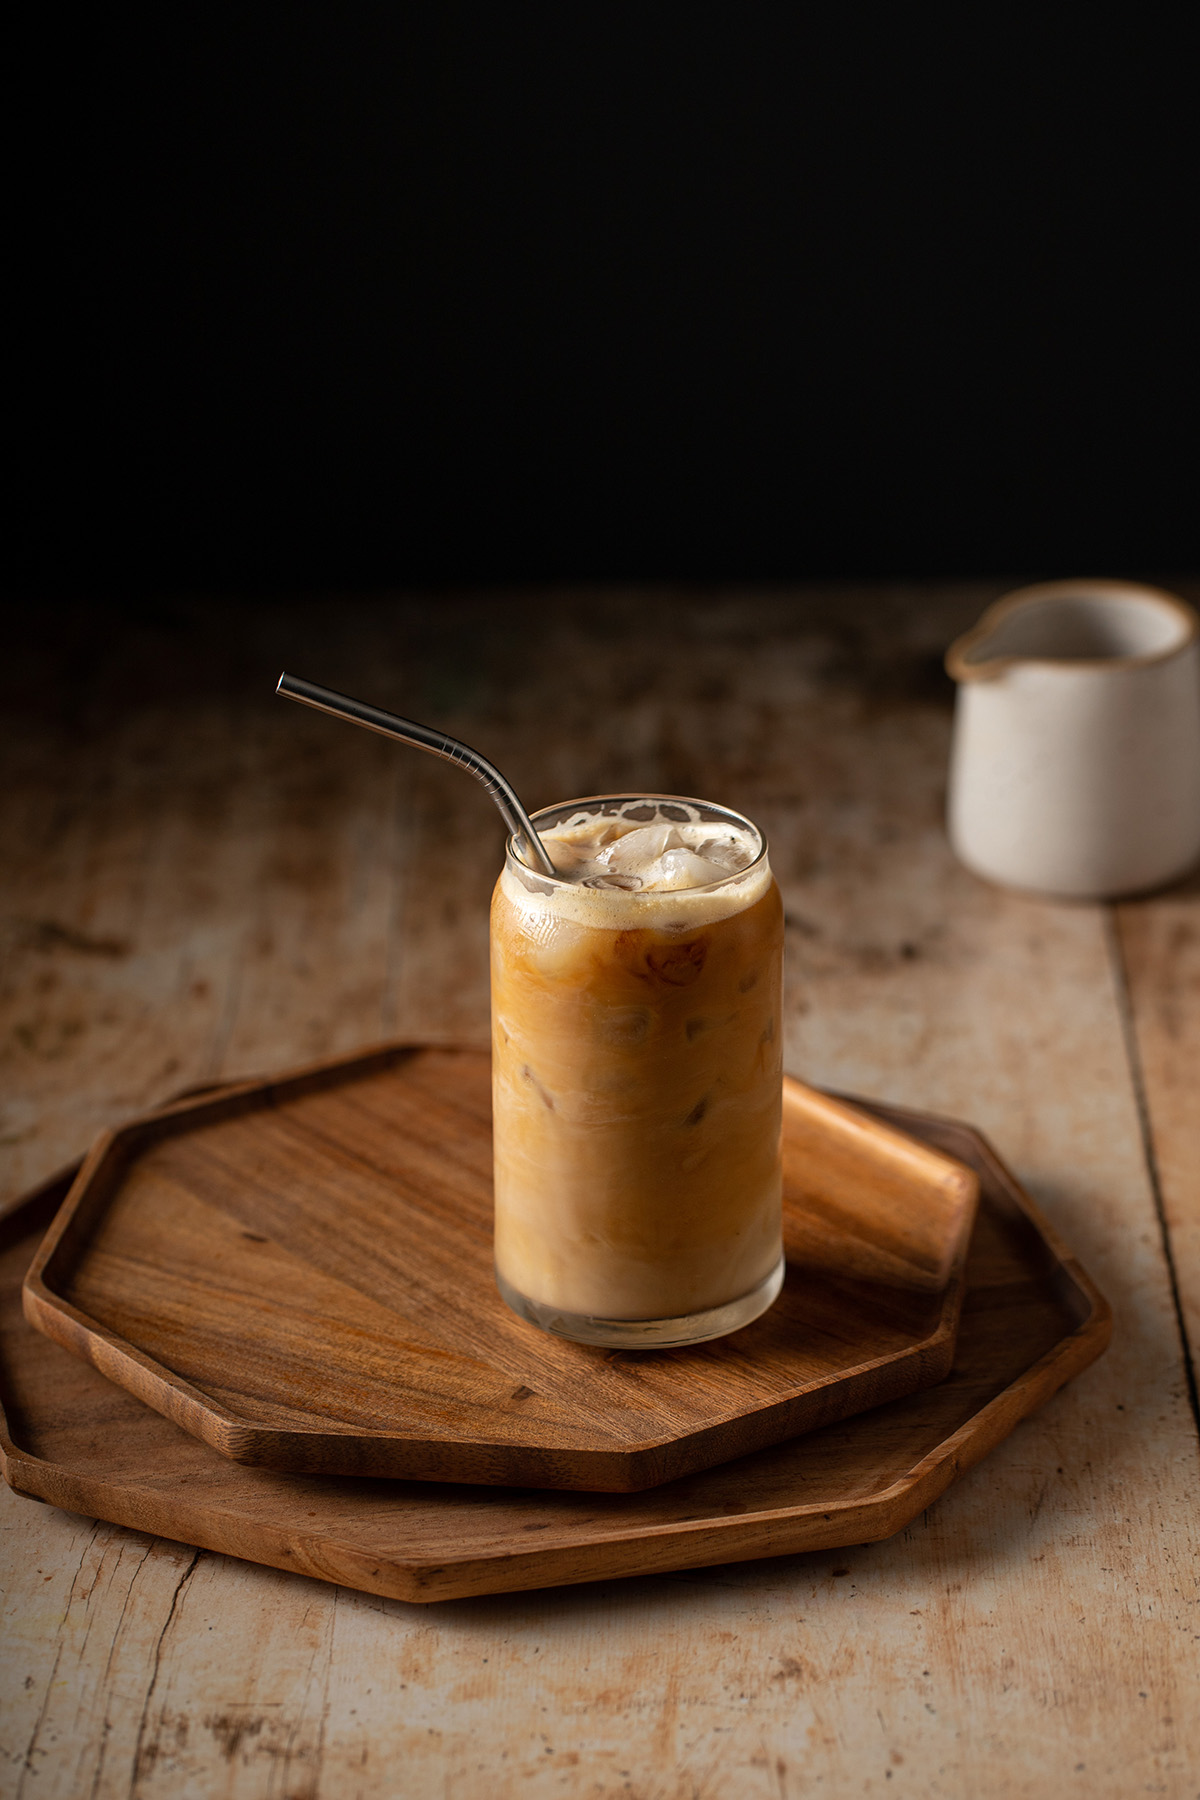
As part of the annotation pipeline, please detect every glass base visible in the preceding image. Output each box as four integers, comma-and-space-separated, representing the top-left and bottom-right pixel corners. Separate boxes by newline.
494, 1254, 786, 1349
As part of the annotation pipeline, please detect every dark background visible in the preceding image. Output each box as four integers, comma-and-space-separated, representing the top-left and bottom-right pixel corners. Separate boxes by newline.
12, 7, 1200, 593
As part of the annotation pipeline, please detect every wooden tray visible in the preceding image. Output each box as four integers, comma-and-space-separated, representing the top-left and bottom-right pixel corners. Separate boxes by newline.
21, 1046, 976, 1492
1, 1101, 1109, 1602
20, 1047, 977, 1493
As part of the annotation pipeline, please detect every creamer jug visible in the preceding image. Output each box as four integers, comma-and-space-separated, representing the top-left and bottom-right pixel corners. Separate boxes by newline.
945, 580, 1200, 898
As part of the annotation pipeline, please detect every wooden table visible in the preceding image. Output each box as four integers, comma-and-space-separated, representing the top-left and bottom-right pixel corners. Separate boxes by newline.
2, 586, 1197, 1798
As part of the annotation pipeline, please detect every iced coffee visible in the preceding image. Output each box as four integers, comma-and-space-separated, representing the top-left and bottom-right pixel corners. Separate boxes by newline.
490, 795, 784, 1346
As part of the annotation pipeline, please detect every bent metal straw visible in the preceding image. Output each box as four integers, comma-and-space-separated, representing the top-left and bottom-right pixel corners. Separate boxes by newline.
275, 672, 557, 878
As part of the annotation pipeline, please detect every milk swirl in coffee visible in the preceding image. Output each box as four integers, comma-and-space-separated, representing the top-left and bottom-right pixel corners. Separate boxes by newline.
490, 797, 785, 1345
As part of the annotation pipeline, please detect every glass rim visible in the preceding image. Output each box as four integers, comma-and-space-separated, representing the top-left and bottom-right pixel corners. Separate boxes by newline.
507, 791, 769, 895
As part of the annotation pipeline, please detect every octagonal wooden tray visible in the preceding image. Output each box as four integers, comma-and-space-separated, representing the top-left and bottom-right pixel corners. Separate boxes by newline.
20, 1045, 977, 1492
1, 1096, 1108, 1602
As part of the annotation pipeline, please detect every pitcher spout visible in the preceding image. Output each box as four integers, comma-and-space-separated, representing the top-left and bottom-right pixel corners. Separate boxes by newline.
946, 579, 1198, 683
945, 613, 1011, 682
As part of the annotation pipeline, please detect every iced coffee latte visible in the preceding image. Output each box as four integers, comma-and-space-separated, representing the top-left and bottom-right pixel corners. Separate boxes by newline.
491, 795, 784, 1346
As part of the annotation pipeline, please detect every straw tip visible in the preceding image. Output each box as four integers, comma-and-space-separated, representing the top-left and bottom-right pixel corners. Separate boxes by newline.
275, 672, 289, 695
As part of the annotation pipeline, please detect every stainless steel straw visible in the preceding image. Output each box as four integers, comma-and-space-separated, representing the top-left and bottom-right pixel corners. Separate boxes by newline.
276, 672, 558, 878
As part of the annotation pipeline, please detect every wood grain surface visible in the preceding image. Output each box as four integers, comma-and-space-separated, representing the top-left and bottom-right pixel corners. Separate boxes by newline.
22, 1045, 976, 1490
2, 586, 1198, 1798
1114, 879, 1200, 1400
0, 1103, 1106, 1602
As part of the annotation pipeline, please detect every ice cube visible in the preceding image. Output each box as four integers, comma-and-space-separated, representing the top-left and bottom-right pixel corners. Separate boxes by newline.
602, 825, 676, 875
652, 848, 731, 889
695, 835, 752, 873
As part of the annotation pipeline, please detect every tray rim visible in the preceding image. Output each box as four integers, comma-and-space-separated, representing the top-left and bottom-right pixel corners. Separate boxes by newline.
0, 1078, 1111, 1603
18, 1043, 980, 1489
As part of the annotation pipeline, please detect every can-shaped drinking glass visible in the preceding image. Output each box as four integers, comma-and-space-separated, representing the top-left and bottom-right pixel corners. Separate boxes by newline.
490, 794, 785, 1347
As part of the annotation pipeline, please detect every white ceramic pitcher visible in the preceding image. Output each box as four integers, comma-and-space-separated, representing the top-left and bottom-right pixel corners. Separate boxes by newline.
945, 580, 1200, 898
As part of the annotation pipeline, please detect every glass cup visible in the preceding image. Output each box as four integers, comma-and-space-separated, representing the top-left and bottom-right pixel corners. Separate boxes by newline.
490, 794, 785, 1347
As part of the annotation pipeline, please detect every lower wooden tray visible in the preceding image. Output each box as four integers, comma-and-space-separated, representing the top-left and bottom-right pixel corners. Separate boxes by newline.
1, 1098, 1109, 1603
21, 1045, 977, 1492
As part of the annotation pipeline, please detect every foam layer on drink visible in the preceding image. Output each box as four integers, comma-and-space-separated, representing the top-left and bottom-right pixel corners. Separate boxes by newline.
504, 800, 771, 930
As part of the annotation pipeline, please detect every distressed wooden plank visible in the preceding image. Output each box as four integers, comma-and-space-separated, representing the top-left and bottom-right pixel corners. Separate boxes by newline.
0, 701, 241, 1206
1115, 876, 1200, 1387
0, 703, 400, 1206
1, 1514, 204, 1800
2, 586, 1197, 1800
206, 707, 406, 1081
